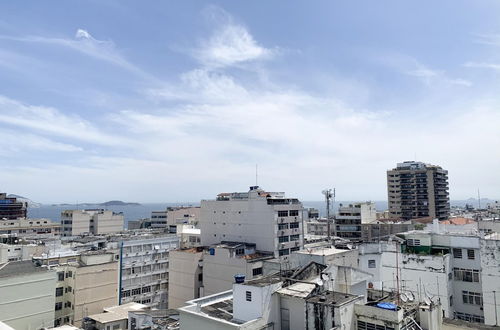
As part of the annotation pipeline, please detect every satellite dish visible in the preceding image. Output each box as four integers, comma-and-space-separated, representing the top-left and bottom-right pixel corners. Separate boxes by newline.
317, 279, 324, 287
407, 292, 415, 301
424, 296, 432, 305
321, 273, 329, 281
400, 294, 408, 303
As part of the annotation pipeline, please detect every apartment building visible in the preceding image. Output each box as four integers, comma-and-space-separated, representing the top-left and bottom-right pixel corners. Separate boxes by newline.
167, 206, 201, 233
358, 228, 500, 326
61, 209, 124, 237
119, 235, 179, 309
200, 186, 304, 257
202, 242, 274, 296
168, 248, 204, 309
0, 261, 56, 330
52, 252, 119, 327
387, 161, 450, 220
0, 193, 27, 220
0, 218, 60, 237
334, 202, 377, 241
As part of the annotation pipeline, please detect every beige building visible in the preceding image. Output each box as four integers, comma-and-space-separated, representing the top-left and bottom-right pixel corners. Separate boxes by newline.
0, 261, 56, 330
168, 248, 204, 309
61, 209, 124, 236
0, 218, 61, 237
334, 202, 377, 241
387, 161, 450, 220
53, 252, 119, 327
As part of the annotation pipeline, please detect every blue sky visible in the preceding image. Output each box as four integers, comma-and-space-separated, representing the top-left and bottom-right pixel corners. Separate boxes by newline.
0, 1, 499, 203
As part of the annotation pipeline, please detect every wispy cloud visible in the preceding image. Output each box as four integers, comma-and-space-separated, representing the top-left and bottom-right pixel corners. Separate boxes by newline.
473, 33, 500, 46
0, 95, 127, 146
0, 29, 150, 78
464, 61, 500, 72
192, 7, 275, 68
406, 63, 472, 87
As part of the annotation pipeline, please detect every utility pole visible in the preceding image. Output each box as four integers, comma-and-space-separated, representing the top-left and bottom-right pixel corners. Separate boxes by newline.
494, 290, 498, 326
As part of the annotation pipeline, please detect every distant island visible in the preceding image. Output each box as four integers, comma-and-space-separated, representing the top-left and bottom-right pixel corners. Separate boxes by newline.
99, 200, 142, 206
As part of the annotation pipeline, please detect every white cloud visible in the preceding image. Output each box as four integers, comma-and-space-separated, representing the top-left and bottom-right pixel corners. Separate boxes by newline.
406, 65, 472, 87
473, 33, 500, 46
0, 95, 127, 146
193, 7, 274, 68
464, 61, 500, 72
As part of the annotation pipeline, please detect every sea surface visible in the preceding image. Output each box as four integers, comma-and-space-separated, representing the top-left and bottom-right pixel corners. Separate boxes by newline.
27, 200, 480, 226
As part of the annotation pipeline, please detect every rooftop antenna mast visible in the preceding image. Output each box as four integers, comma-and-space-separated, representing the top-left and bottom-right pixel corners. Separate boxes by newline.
322, 189, 334, 241
478, 188, 481, 209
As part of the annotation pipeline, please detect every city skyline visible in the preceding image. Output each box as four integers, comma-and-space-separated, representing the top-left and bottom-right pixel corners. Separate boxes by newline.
1, 1, 499, 203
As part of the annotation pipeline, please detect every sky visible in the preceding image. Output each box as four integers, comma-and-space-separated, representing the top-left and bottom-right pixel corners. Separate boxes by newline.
0, 1, 499, 203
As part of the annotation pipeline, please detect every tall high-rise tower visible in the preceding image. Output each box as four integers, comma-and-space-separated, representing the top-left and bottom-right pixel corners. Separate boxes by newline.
387, 161, 450, 220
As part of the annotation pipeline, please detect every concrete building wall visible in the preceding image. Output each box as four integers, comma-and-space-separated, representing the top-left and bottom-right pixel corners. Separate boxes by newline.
0, 268, 56, 330
168, 249, 203, 309
94, 211, 124, 234
479, 238, 500, 326
280, 295, 305, 330
73, 261, 119, 327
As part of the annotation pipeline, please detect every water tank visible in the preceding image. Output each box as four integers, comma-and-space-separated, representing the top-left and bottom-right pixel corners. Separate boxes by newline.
209, 248, 215, 255
376, 302, 397, 311
234, 274, 246, 283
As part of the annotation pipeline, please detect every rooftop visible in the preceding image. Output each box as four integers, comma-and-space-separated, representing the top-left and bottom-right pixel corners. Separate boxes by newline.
306, 291, 361, 307
277, 282, 316, 298
88, 302, 147, 324
441, 217, 475, 225
241, 274, 282, 287
0, 260, 50, 278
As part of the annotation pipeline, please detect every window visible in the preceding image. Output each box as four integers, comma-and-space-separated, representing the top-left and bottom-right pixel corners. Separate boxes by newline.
142, 286, 151, 293
57, 272, 64, 281
453, 248, 462, 259
113, 325, 120, 330
246, 291, 252, 301
289, 222, 299, 229
55, 287, 63, 297
65, 271, 72, 278
462, 291, 482, 306
64, 317, 70, 323
252, 268, 262, 276
198, 273, 203, 282
290, 247, 300, 252
357, 321, 395, 330
278, 223, 288, 230
131, 288, 141, 295
454, 268, 480, 282
279, 249, 289, 256
289, 210, 299, 217
454, 312, 485, 323
278, 211, 288, 217
290, 234, 300, 241
368, 260, 376, 268
467, 249, 475, 260
407, 239, 421, 246
65, 301, 71, 308
278, 236, 289, 243
450, 295, 453, 306
55, 302, 63, 310
122, 290, 131, 298
236, 248, 245, 255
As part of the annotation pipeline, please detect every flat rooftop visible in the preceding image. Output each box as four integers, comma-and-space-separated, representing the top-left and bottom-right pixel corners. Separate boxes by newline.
241, 274, 282, 287
295, 247, 353, 256
0, 260, 49, 278
306, 291, 361, 306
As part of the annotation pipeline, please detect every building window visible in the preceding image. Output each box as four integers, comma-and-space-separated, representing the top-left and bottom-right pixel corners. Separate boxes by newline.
246, 291, 252, 301
407, 239, 421, 246
279, 249, 289, 256
278, 211, 288, 217
252, 268, 263, 276
55, 302, 63, 310
454, 312, 485, 324
289, 234, 300, 241
57, 272, 64, 281
368, 260, 376, 268
122, 290, 131, 297
290, 246, 300, 252
198, 273, 203, 282
450, 295, 453, 306
131, 288, 141, 296
278, 223, 288, 230
55, 287, 63, 297
278, 236, 289, 243
65, 271, 72, 278
289, 222, 299, 229
453, 248, 462, 259
462, 291, 482, 306
467, 249, 475, 260
289, 210, 299, 217
454, 268, 480, 282
65, 301, 72, 308
358, 321, 395, 330
142, 286, 151, 293
235, 248, 245, 255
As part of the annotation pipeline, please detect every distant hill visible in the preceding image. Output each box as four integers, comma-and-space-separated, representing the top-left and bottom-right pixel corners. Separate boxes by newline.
99, 200, 141, 206
7, 194, 41, 208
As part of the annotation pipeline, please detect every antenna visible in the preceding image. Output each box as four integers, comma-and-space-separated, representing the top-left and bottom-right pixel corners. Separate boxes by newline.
255, 164, 258, 186
322, 189, 334, 241
478, 189, 481, 209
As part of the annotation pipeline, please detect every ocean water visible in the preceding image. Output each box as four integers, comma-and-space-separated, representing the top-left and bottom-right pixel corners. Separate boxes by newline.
27, 200, 476, 226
